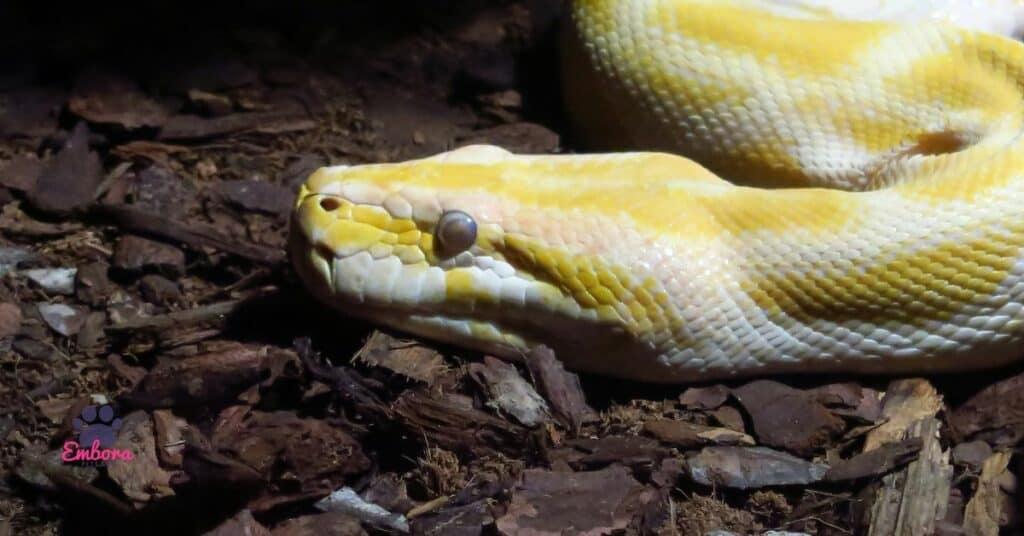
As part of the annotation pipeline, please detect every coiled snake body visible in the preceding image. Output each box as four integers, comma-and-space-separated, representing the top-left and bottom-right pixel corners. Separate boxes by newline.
290, 0, 1024, 382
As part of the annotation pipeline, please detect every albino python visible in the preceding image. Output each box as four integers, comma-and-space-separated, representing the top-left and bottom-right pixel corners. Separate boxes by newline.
289, 0, 1024, 383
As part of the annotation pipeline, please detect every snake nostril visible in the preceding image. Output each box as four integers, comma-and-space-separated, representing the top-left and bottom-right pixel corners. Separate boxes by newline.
320, 197, 341, 212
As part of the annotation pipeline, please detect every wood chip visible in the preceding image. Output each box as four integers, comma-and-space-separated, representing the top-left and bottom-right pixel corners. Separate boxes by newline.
823, 438, 922, 482
107, 411, 176, 504
963, 451, 1014, 536
563, 436, 671, 469
643, 419, 755, 449
111, 235, 186, 278
159, 111, 310, 140
469, 356, 551, 427
949, 370, 1024, 446
679, 385, 730, 410
354, 331, 448, 384
732, 379, 844, 456
686, 446, 828, 489
68, 70, 168, 129
523, 345, 597, 431
212, 408, 371, 511
218, 179, 294, 217
864, 379, 952, 536
496, 466, 656, 535
392, 390, 527, 458
270, 512, 366, 536
0, 154, 44, 192
95, 204, 285, 266
125, 345, 296, 408
152, 409, 188, 468
27, 122, 102, 216
0, 302, 21, 339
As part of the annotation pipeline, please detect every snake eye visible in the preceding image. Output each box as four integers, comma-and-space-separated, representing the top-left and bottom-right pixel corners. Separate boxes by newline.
435, 210, 477, 255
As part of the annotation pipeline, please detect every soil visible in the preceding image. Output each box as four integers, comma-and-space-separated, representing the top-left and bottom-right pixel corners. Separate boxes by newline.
0, 2, 1022, 535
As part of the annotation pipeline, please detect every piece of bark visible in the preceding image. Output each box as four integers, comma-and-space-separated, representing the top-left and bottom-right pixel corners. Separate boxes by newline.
951, 440, 993, 471
643, 419, 754, 449
112, 235, 187, 279
0, 154, 44, 192
105, 295, 262, 333
949, 370, 1024, 446
864, 379, 953, 536
106, 355, 146, 387
218, 179, 294, 217
679, 385, 730, 410
651, 457, 687, 489
811, 383, 883, 423
686, 446, 828, 489
710, 405, 747, 432
94, 203, 285, 266
14, 446, 99, 493
362, 474, 416, 515
354, 331, 448, 384
112, 141, 192, 166
0, 302, 21, 339
865, 379, 945, 451
732, 379, 844, 457
963, 451, 1014, 536
159, 111, 310, 140
27, 122, 102, 216
212, 408, 371, 511
68, 70, 168, 129
75, 261, 115, 307
295, 338, 391, 423
270, 512, 366, 536
139, 274, 182, 305
563, 436, 671, 469
125, 345, 296, 408
107, 411, 176, 504
469, 356, 551, 427
76, 311, 106, 349
523, 345, 597, 431
180, 428, 265, 498
496, 466, 655, 535
392, 390, 526, 458
824, 438, 922, 482
411, 500, 492, 536
133, 165, 195, 221
152, 409, 188, 468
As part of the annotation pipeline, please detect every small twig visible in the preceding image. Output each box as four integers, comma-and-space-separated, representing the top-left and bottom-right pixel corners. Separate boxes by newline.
105, 287, 274, 332
93, 203, 286, 266
406, 495, 450, 518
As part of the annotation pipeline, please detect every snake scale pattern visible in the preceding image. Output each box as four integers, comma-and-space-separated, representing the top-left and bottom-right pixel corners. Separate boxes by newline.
289, 0, 1024, 383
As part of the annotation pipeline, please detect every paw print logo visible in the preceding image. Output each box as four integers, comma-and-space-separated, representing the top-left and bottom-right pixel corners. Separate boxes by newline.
72, 405, 123, 449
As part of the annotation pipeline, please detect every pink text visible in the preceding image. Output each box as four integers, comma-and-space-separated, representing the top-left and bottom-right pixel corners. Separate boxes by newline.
61, 440, 134, 462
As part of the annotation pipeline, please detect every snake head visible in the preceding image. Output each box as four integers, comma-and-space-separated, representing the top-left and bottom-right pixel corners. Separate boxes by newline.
289, 145, 694, 376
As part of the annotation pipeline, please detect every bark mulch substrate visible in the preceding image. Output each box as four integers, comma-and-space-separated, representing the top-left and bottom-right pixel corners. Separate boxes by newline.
1, 2, 1023, 535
